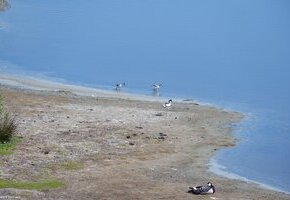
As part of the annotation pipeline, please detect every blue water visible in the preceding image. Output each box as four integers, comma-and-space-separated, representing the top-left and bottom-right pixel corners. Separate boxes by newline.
1, 0, 290, 193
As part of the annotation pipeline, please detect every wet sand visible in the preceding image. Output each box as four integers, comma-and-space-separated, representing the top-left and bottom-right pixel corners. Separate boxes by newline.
0, 75, 289, 199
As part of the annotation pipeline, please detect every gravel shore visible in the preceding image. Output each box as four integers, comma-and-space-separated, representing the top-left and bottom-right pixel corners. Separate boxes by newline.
0, 75, 289, 199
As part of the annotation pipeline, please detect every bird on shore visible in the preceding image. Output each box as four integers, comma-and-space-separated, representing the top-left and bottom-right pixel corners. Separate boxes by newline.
115, 83, 126, 91
188, 182, 215, 195
163, 99, 172, 108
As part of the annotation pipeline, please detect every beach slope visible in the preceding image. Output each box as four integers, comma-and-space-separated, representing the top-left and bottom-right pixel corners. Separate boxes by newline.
0, 77, 289, 199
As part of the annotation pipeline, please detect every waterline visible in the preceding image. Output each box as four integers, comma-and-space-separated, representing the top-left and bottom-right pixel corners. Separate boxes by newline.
209, 158, 289, 194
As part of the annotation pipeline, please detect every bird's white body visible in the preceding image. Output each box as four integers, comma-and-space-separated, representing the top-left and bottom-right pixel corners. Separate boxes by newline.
152, 84, 162, 90
163, 99, 172, 108
207, 188, 215, 194
115, 83, 126, 90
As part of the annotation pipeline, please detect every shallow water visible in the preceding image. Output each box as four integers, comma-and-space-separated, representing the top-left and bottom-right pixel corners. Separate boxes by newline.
1, 0, 290, 193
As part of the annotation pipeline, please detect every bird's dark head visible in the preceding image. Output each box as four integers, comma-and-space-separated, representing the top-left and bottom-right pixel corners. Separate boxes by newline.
168, 99, 172, 102
207, 182, 213, 187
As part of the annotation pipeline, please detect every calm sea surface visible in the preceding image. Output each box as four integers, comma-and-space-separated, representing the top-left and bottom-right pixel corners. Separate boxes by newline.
1, 0, 290, 193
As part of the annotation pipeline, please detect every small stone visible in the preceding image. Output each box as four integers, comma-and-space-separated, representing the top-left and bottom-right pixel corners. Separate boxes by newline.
63, 130, 71, 135
129, 142, 135, 146
158, 136, 165, 140
159, 133, 167, 137
43, 150, 50, 155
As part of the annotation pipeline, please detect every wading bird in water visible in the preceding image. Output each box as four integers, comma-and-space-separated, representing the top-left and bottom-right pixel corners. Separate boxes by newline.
152, 83, 162, 96
152, 83, 162, 91
115, 83, 126, 91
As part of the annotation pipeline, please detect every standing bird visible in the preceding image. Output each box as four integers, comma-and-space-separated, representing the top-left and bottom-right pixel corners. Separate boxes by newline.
163, 99, 172, 108
188, 182, 216, 195
115, 83, 126, 91
152, 84, 162, 96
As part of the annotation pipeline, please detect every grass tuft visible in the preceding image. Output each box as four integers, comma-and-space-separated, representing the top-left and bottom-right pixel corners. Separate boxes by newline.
0, 137, 20, 156
60, 161, 84, 170
46, 161, 84, 171
0, 113, 18, 144
0, 179, 64, 190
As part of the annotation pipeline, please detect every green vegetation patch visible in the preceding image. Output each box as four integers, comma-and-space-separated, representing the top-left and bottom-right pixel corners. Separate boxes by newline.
0, 113, 18, 143
60, 161, 84, 170
0, 179, 63, 190
47, 161, 84, 171
0, 137, 20, 156
0, 92, 18, 144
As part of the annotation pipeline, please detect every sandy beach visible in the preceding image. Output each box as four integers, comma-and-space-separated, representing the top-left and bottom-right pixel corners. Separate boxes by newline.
0, 75, 289, 200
